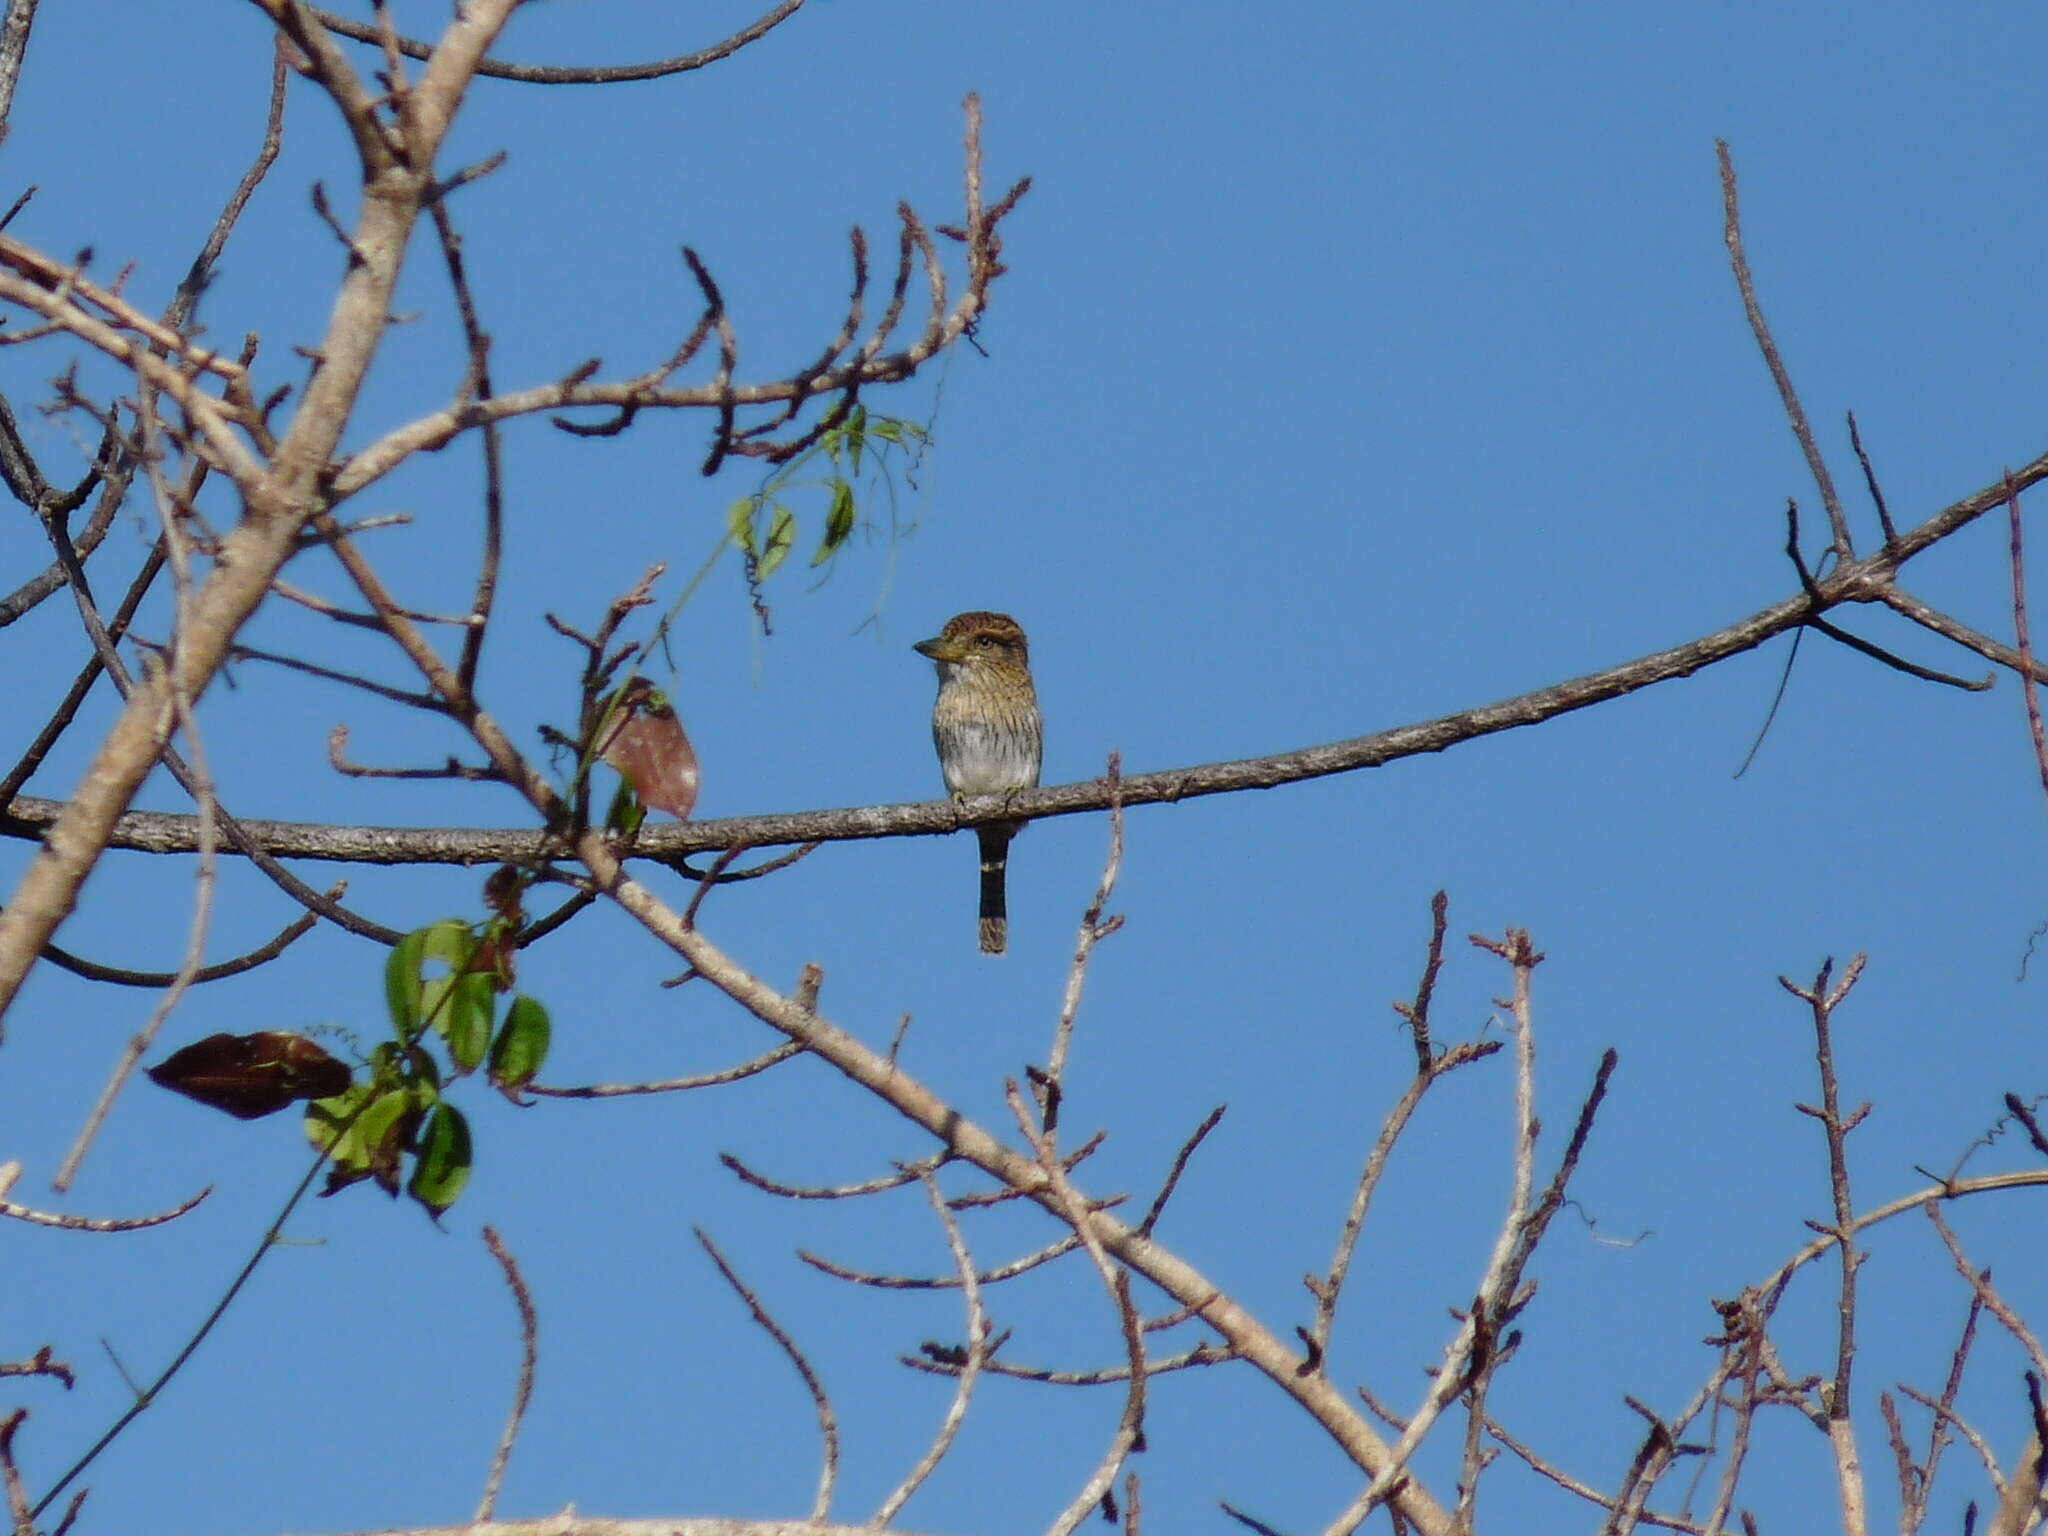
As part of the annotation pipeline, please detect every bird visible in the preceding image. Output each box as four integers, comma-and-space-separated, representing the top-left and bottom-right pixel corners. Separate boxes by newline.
913, 611, 1043, 954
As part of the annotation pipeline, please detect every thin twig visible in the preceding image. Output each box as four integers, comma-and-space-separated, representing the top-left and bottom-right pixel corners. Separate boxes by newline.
871, 1172, 990, 1526
1314, 894, 1500, 1357
1923, 1210, 2048, 1382
1006, 1082, 1149, 1536
804, 1233, 1083, 1291
53, 402, 222, 1191
1913, 1285, 1987, 1532
475, 1226, 538, 1522
530, 1042, 802, 1098
721, 1146, 944, 1202
2005, 475, 2048, 808
0, 1183, 207, 1233
904, 1342, 1231, 1387
1846, 412, 1900, 553
693, 1229, 838, 1522
1704, 1289, 1776, 1536
30, 1132, 347, 1518
1877, 586, 2048, 685
1717, 141, 1852, 557
1897, 1386, 2003, 1497
1040, 752, 1124, 1130
39, 904, 319, 988
309, 0, 812, 85
0, 1409, 30, 1536
1139, 1105, 1227, 1238
1488, 1414, 1712, 1535
1782, 954, 1872, 1536
1323, 933, 1546, 1536
425, 189, 503, 693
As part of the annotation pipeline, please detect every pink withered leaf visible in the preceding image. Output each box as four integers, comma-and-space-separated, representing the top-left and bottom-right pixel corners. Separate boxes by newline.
597, 677, 700, 819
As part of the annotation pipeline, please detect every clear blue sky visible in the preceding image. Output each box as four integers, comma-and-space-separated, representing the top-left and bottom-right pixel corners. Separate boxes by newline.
5, 3, 2047, 1533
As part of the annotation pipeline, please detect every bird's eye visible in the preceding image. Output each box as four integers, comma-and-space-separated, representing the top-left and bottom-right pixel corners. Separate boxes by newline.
976, 635, 995, 648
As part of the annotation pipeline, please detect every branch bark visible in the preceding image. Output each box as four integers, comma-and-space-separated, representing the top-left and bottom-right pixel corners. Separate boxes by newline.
10, 445, 2044, 878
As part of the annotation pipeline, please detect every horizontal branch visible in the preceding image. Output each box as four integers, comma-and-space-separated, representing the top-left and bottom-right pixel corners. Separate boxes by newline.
316, 1522, 938, 1536
9, 443, 2044, 870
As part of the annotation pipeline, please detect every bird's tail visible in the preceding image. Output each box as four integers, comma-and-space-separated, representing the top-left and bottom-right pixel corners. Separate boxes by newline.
977, 823, 1016, 955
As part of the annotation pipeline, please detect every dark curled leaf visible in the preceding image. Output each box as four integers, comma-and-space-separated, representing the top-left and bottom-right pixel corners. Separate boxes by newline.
482, 865, 524, 922
148, 1032, 353, 1120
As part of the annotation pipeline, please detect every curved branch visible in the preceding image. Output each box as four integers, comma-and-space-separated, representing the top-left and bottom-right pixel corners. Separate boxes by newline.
1757, 1168, 2048, 1293
527, 1043, 800, 1098
694, 1229, 838, 1523
40, 903, 319, 987
0, 1182, 208, 1232
801, 1233, 1084, 1290
310, 0, 811, 86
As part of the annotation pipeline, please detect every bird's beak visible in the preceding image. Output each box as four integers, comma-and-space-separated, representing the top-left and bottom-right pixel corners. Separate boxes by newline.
914, 635, 965, 663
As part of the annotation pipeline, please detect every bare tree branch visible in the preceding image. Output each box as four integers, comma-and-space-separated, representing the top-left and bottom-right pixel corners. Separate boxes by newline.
13, 439, 2047, 879
310, 0, 813, 86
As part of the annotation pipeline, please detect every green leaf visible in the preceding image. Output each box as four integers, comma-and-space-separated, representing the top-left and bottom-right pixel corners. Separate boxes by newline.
489, 995, 552, 1096
420, 918, 475, 970
389, 920, 477, 1043
814, 479, 856, 566
757, 503, 797, 580
305, 1082, 374, 1158
408, 1104, 473, 1218
384, 929, 429, 1039
604, 776, 645, 836
417, 920, 479, 1035
726, 496, 761, 554
307, 1085, 420, 1197
845, 405, 868, 475
414, 1050, 444, 1094
440, 971, 496, 1074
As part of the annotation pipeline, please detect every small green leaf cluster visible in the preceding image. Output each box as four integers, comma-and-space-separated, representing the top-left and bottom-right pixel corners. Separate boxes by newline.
305, 917, 552, 1220
727, 406, 929, 582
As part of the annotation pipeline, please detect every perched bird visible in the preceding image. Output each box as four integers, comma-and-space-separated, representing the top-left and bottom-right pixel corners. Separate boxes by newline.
914, 611, 1044, 954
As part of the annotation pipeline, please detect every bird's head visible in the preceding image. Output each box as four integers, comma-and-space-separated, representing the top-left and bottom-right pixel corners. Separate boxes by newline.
914, 611, 1031, 670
